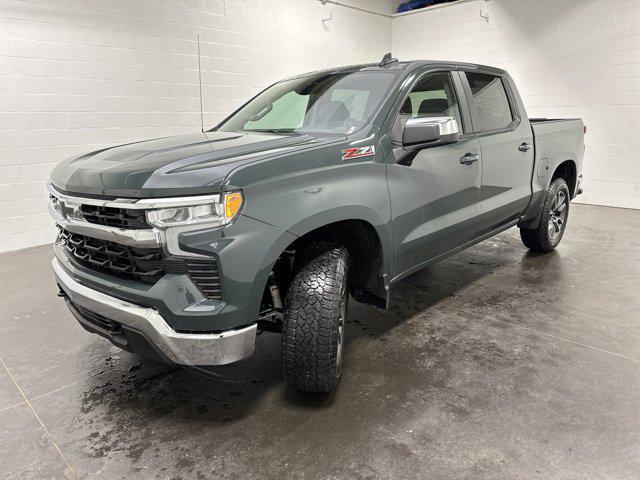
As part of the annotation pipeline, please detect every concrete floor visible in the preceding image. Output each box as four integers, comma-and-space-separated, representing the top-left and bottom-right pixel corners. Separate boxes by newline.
1, 203, 639, 479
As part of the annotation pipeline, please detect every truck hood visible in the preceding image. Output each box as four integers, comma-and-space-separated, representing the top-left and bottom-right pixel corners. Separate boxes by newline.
51, 131, 338, 198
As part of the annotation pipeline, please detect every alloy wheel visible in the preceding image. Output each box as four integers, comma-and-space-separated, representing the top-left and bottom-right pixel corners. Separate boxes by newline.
548, 190, 567, 243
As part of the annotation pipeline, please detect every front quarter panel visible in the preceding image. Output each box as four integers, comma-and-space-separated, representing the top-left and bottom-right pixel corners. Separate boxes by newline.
177, 214, 298, 330
223, 142, 394, 277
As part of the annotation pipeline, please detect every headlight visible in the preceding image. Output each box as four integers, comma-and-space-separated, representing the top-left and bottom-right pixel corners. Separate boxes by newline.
145, 191, 243, 228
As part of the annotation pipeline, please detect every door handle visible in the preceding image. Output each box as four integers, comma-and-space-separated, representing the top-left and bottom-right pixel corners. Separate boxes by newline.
518, 142, 531, 152
460, 153, 479, 165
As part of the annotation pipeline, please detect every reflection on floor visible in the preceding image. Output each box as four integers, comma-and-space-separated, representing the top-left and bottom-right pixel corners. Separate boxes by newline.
1, 204, 639, 479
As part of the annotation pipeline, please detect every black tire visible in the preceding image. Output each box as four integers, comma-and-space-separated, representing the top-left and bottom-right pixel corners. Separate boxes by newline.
282, 244, 349, 393
520, 177, 570, 253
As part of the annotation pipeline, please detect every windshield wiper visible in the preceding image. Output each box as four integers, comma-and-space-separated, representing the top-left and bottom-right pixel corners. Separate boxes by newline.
244, 129, 299, 136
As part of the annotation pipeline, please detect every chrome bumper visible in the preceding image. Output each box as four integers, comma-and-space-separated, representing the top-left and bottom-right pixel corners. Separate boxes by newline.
52, 258, 256, 366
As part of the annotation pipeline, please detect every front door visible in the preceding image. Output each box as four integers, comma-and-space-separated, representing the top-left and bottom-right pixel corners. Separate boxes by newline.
386, 70, 482, 278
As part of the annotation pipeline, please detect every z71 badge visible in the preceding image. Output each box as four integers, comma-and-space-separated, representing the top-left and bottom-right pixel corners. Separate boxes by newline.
341, 146, 375, 160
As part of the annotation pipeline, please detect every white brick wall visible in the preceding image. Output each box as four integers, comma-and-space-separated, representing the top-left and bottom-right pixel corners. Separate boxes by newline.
0, 0, 392, 252
393, 0, 640, 210
3, 0, 638, 252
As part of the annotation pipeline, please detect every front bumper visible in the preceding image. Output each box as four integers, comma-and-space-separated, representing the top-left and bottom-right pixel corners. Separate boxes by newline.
53, 258, 256, 366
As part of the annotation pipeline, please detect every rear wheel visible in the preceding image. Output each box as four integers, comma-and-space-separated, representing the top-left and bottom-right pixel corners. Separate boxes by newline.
282, 244, 349, 393
520, 177, 570, 253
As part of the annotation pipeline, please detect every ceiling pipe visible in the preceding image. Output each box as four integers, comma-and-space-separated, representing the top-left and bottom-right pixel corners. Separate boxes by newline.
318, 0, 393, 18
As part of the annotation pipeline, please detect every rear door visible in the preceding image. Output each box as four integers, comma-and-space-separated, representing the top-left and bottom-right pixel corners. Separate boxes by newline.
386, 69, 482, 277
460, 70, 534, 234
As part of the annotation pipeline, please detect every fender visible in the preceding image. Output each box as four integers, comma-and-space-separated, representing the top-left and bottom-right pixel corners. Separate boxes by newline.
224, 147, 394, 278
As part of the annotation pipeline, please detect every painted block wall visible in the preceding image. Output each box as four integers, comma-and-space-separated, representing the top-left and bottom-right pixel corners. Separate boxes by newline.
0, 0, 392, 252
2, 0, 638, 252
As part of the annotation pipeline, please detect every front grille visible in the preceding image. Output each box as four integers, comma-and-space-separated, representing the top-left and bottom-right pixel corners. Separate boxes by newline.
80, 204, 150, 230
58, 227, 222, 299
59, 228, 164, 284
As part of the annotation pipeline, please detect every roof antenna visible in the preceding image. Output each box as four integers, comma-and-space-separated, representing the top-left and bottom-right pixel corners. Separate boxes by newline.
197, 35, 204, 133
379, 52, 398, 67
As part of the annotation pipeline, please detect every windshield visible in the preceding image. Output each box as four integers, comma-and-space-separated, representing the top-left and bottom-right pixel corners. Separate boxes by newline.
215, 70, 399, 136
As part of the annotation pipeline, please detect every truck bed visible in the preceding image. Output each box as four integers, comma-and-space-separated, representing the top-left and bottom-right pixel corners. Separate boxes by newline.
530, 117, 585, 199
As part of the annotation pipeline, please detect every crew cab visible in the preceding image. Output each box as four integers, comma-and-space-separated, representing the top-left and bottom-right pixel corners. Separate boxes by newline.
49, 55, 585, 392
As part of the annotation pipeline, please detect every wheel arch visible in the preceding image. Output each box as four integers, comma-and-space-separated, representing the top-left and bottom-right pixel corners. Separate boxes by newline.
520, 157, 578, 230
550, 159, 577, 198
271, 216, 389, 311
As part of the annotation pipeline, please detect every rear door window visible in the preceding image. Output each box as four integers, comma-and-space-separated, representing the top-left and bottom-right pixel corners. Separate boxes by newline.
464, 72, 514, 132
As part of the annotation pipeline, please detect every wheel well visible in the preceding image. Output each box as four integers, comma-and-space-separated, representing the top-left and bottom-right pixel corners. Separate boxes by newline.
267, 220, 386, 314
551, 160, 577, 197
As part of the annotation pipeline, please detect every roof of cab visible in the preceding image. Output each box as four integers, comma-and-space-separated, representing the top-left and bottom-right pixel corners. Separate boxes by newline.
282, 59, 506, 82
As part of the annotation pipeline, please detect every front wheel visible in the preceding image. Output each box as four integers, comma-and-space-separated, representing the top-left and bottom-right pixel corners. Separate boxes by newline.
520, 177, 570, 253
282, 244, 349, 393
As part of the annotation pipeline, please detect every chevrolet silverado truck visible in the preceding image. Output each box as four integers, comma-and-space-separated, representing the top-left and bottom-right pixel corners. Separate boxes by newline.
49, 55, 585, 393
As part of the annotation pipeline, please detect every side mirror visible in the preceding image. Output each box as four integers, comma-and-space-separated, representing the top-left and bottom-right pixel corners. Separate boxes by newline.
402, 116, 459, 149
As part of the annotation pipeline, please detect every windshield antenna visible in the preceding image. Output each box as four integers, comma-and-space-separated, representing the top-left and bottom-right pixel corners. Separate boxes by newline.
197, 35, 204, 133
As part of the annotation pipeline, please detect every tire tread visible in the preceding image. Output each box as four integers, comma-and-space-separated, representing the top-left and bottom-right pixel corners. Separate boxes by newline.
282, 244, 348, 393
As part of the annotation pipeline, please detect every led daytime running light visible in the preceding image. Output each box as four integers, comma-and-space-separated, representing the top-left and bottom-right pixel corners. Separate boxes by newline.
145, 191, 243, 228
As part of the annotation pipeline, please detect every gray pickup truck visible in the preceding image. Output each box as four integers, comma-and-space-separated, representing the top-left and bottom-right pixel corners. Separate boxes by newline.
49, 55, 584, 393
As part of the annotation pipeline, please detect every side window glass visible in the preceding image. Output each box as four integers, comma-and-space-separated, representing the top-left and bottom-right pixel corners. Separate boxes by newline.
395, 72, 463, 137
464, 72, 513, 132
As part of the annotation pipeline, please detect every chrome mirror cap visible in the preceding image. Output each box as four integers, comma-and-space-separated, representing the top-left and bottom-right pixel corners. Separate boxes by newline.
402, 116, 459, 148
405, 116, 459, 135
